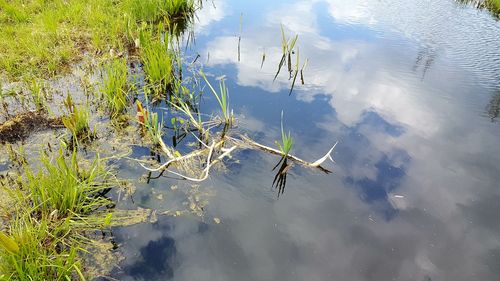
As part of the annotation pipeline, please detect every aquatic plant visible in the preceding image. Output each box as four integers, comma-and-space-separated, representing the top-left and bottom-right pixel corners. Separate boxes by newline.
274, 24, 298, 82
102, 58, 129, 117
23, 149, 113, 218
0, 148, 120, 280
145, 109, 165, 148
62, 94, 93, 141
137, 95, 167, 151
200, 71, 233, 125
28, 78, 47, 111
275, 111, 294, 157
127, 0, 196, 25
139, 28, 175, 98
0, 214, 85, 281
272, 24, 307, 95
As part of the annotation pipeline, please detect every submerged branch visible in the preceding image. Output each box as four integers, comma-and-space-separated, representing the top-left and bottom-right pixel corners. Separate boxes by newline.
230, 135, 337, 174
135, 132, 337, 182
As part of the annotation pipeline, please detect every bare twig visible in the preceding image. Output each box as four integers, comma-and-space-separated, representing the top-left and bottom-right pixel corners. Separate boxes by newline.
230, 135, 337, 173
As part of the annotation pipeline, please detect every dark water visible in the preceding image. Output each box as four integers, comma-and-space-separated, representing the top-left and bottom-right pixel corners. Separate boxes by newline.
110, 1, 500, 280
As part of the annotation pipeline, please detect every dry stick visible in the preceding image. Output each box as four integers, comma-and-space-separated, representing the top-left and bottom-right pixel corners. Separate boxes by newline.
161, 144, 237, 182
230, 135, 337, 174
139, 139, 225, 172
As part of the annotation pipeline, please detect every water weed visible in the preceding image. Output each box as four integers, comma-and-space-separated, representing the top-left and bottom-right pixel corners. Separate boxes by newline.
0, 149, 119, 280
274, 24, 298, 82
275, 111, 294, 157
139, 28, 175, 98
200, 71, 233, 125
0, 214, 84, 281
62, 94, 93, 142
102, 58, 129, 118
27, 78, 47, 111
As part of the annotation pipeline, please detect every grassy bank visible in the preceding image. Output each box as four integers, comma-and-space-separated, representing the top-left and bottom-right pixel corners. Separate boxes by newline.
458, 0, 500, 16
0, 0, 199, 279
0, 0, 196, 80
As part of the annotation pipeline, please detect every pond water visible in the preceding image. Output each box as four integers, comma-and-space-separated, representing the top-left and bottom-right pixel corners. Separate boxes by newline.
106, 0, 500, 280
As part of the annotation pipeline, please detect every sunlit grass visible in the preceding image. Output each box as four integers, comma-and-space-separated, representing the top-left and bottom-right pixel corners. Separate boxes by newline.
62, 94, 93, 141
200, 71, 233, 125
24, 150, 112, 218
0, 214, 84, 281
27, 78, 47, 111
0, 0, 197, 80
139, 28, 175, 97
275, 111, 294, 156
126, 0, 196, 24
102, 58, 129, 118
0, 149, 118, 280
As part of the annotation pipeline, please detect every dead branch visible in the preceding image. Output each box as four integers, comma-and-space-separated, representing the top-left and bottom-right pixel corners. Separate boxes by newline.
159, 143, 237, 182
229, 135, 337, 174
135, 131, 337, 182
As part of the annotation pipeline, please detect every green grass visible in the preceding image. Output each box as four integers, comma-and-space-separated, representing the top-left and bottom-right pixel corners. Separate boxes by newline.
489, 0, 500, 10
23, 150, 113, 218
274, 24, 299, 82
102, 58, 129, 117
0, 149, 118, 280
0, 215, 84, 281
0, 0, 197, 80
200, 71, 232, 125
0, 0, 127, 79
62, 94, 92, 141
126, 0, 196, 25
275, 111, 294, 156
27, 78, 47, 111
139, 28, 175, 96
0, 214, 85, 281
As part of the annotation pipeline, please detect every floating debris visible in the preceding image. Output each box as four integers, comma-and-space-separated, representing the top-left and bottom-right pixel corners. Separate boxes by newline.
0, 111, 63, 143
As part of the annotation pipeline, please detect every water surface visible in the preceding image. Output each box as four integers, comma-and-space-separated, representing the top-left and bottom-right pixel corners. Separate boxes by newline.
110, 1, 500, 280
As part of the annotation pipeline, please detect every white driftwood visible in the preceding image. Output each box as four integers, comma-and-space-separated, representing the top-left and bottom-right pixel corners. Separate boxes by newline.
136, 132, 337, 182
231, 135, 337, 173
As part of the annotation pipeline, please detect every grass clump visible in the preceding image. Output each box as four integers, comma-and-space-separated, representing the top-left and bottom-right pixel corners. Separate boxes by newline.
276, 111, 294, 156
0, 215, 84, 281
200, 71, 233, 125
0, 149, 117, 280
271, 111, 294, 196
62, 94, 93, 142
137, 97, 167, 149
127, 0, 196, 25
0, 0, 198, 80
27, 78, 48, 111
102, 58, 129, 118
23, 150, 112, 218
139, 28, 175, 97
